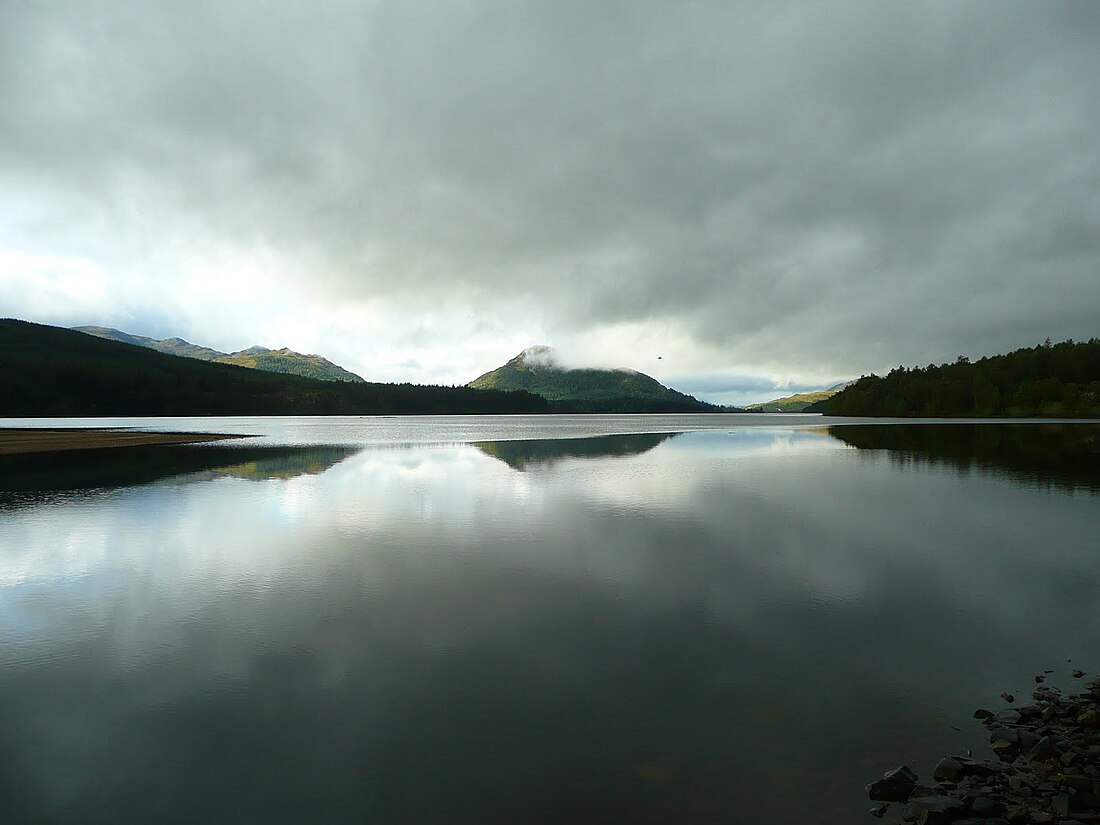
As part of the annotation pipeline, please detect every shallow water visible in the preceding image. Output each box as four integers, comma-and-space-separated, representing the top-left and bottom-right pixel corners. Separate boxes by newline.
1, 417, 1098, 824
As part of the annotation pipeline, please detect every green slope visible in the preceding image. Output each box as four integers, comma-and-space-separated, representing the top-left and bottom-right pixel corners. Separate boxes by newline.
215, 348, 363, 383
468, 346, 719, 412
746, 382, 853, 412
73, 326, 365, 383
2, 320, 547, 416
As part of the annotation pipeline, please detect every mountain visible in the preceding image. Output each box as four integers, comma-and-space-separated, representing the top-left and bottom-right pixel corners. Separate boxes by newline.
468, 345, 720, 412
72, 326, 364, 383
72, 326, 225, 361
2, 319, 548, 416
214, 348, 363, 383
747, 381, 854, 412
807, 339, 1100, 417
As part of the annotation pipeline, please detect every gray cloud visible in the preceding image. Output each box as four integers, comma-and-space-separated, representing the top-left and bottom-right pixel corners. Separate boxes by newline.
2, 1, 1099, 388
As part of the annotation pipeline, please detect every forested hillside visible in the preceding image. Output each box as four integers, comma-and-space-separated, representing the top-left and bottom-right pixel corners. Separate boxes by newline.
813, 339, 1100, 417
1, 320, 547, 416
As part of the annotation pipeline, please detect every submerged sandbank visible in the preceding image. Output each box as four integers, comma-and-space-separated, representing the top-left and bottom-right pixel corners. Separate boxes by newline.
0, 428, 247, 455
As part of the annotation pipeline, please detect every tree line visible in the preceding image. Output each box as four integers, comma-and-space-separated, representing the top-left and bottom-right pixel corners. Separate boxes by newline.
812, 338, 1100, 417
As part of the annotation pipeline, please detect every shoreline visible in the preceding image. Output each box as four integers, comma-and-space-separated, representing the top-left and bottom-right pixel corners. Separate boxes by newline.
867, 672, 1100, 824
0, 428, 249, 456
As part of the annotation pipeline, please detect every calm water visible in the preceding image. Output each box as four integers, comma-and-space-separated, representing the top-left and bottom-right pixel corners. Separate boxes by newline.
1, 416, 1098, 824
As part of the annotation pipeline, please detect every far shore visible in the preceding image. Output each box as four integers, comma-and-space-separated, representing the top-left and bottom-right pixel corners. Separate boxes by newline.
0, 428, 248, 456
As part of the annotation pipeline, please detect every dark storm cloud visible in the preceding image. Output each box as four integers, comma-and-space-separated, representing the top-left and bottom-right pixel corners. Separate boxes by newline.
3, 1, 1099, 378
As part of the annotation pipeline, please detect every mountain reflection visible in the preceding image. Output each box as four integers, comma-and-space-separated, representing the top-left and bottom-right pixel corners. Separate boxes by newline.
0, 444, 361, 508
474, 432, 679, 470
828, 423, 1100, 493
3, 424, 1100, 824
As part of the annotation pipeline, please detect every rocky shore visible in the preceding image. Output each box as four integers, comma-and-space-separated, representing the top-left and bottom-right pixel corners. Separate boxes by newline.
867, 673, 1100, 825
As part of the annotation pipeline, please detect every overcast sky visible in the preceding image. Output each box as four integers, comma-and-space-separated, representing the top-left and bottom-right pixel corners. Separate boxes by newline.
2, 1, 1098, 404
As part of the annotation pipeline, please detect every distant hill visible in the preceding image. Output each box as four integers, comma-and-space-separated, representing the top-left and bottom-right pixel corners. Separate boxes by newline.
2, 319, 548, 416
73, 326, 364, 383
73, 326, 230, 361
808, 339, 1100, 417
215, 348, 363, 383
747, 382, 853, 412
468, 346, 721, 412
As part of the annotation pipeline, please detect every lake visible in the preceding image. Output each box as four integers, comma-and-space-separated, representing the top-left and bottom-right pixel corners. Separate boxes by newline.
1, 415, 1098, 824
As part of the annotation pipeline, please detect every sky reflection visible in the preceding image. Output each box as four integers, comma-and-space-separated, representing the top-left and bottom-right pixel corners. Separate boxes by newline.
1, 425, 1098, 824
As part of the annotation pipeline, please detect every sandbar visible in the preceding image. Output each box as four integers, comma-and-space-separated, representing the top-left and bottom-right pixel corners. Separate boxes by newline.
0, 429, 248, 456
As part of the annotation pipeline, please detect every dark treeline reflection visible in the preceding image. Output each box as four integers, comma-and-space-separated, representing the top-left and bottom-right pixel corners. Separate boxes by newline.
474, 432, 678, 470
0, 444, 361, 508
828, 424, 1100, 493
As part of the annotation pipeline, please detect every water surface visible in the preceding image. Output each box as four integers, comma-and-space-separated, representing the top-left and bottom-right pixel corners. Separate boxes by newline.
1, 417, 1098, 824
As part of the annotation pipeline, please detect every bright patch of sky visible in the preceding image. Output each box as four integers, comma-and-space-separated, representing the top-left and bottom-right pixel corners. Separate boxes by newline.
3, 1, 1099, 403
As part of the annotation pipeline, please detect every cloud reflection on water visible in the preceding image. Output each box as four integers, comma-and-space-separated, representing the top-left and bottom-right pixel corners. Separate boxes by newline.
0, 425, 1098, 824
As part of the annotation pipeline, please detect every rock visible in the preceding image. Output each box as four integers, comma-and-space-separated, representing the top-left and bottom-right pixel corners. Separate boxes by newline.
868, 678, 1100, 825
989, 727, 1021, 745
870, 801, 889, 818
1018, 730, 1042, 754
933, 756, 999, 783
1002, 693, 1016, 704
1078, 709, 1100, 727
1073, 670, 1085, 679
991, 739, 1019, 761
868, 765, 920, 801
1029, 736, 1063, 761
1076, 793, 1100, 810
969, 796, 1007, 817
1062, 775, 1094, 793
915, 813, 956, 825
1054, 794, 1073, 817
902, 795, 966, 824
